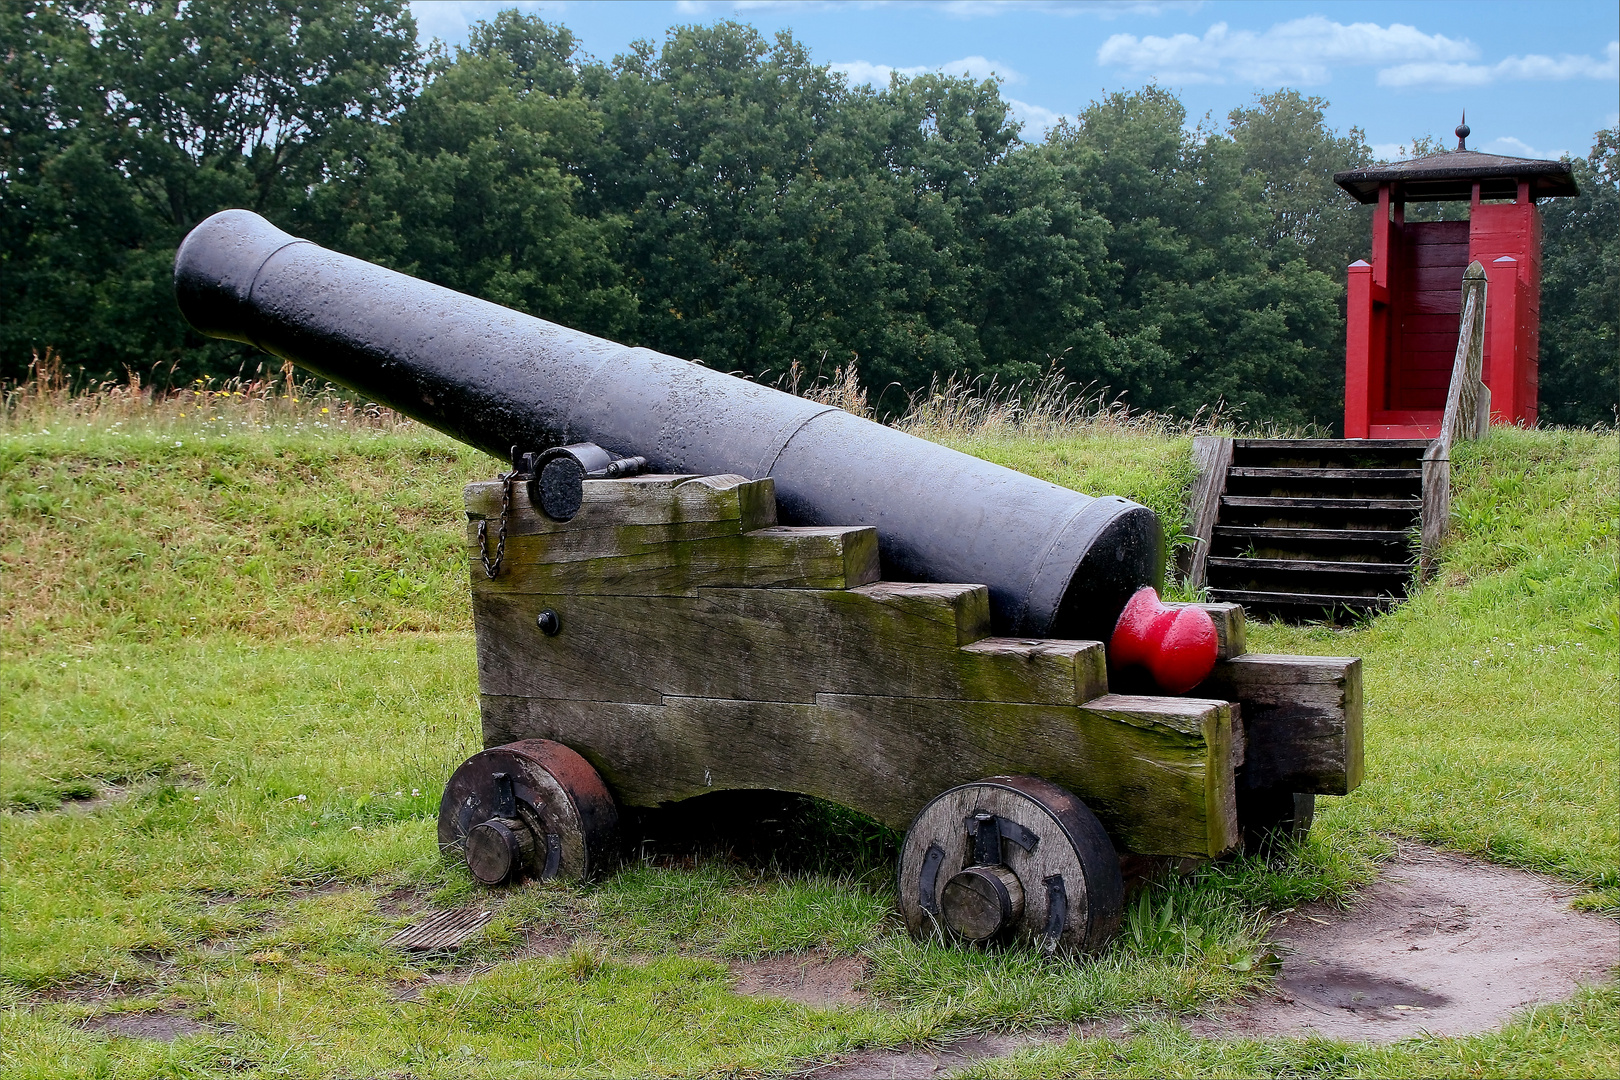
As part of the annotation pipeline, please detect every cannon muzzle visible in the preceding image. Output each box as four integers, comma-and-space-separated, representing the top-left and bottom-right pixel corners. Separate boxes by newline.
174, 209, 1161, 639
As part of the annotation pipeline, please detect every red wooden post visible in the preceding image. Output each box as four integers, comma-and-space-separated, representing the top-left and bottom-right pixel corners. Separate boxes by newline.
1344, 261, 1374, 438
1486, 256, 1521, 422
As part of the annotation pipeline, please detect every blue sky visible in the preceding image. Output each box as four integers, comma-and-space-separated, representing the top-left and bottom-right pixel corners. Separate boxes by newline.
408, 0, 1619, 161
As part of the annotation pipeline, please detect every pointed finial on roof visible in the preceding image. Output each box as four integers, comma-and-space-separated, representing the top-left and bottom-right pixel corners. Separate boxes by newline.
1455, 111, 1470, 151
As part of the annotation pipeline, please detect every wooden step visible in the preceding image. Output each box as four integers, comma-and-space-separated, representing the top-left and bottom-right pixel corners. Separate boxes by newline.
1228, 467, 1421, 481
1207, 589, 1401, 610
1207, 557, 1413, 576
1220, 496, 1422, 512
1232, 439, 1431, 450
1213, 526, 1414, 544
1229, 440, 1429, 473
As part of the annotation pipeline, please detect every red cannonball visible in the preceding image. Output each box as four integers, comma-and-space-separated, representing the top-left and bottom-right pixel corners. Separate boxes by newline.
1148, 606, 1219, 694
1109, 586, 1173, 667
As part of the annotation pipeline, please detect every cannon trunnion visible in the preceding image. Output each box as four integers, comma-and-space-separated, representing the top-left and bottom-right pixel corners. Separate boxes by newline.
441, 470, 1363, 952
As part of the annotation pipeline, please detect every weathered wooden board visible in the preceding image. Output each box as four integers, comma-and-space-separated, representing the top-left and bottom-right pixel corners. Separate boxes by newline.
1421, 442, 1450, 575
473, 523, 882, 595
466, 473, 777, 536
1194, 654, 1362, 795
480, 691, 1239, 858
472, 585, 1106, 706
959, 637, 1110, 706
1180, 436, 1234, 590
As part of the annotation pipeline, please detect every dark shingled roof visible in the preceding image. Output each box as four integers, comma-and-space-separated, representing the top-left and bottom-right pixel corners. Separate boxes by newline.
1334, 149, 1578, 204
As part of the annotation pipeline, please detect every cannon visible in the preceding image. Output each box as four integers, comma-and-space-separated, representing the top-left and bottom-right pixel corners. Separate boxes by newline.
175, 210, 1363, 953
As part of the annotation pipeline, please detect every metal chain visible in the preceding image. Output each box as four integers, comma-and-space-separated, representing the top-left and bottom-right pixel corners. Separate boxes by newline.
478, 472, 514, 578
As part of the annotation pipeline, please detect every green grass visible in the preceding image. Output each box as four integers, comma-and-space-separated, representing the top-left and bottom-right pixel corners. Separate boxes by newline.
0, 422, 483, 654
1243, 428, 1618, 902
2, 399, 1615, 1077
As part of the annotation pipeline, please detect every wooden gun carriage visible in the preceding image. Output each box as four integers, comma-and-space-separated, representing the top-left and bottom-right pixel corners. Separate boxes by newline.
173, 209, 1363, 953
447, 467, 1361, 951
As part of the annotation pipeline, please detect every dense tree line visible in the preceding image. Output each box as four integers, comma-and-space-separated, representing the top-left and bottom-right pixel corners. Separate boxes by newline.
4, 2, 1614, 427
1538, 130, 1619, 427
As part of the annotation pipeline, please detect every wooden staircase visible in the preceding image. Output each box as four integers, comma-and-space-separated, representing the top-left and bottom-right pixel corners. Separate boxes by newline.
1186, 438, 1429, 620
1181, 262, 1493, 624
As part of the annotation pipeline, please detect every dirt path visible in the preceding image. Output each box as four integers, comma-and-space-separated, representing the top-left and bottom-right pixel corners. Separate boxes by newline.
797, 1030, 1069, 1079
761, 843, 1616, 1075
1189, 841, 1617, 1040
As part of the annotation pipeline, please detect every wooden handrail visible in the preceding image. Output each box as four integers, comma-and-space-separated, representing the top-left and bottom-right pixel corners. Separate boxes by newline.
1439, 261, 1491, 449
1421, 261, 1489, 573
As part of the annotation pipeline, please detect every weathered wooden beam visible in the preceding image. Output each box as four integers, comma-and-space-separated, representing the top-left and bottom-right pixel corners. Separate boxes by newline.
473, 524, 882, 595
481, 691, 1239, 859
1194, 654, 1362, 795
466, 473, 777, 536
471, 586, 1106, 706
1420, 441, 1449, 578
1180, 436, 1233, 590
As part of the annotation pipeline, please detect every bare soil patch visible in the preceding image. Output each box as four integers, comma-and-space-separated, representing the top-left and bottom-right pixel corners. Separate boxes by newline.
731, 953, 868, 1009
59, 784, 132, 815
1191, 841, 1618, 1041
796, 844, 1615, 1076
26, 976, 155, 1007
799, 1030, 1071, 1079
79, 1008, 213, 1042
514, 928, 574, 960
377, 884, 433, 918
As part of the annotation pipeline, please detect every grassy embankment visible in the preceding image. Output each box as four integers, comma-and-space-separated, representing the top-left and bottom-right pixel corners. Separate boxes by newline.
1, 380, 1614, 1078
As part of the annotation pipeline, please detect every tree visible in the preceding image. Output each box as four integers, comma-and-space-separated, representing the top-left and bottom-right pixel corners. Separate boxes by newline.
1227, 89, 1373, 280
572, 21, 1102, 403
17, 6, 1587, 435
1045, 87, 1345, 428
0, 0, 421, 385
300, 10, 636, 340
1538, 128, 1619, 426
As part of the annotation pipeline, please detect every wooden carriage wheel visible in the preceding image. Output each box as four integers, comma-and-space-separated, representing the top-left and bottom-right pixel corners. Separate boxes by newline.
898, 776, 1124, 954
438, 739, 618, 886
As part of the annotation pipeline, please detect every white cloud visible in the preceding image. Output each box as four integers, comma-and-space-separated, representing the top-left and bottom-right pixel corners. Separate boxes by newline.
1097, 16, 1474, 86
412, 1, 567, 48
1480, 136, 1569, 161
680, 0, 871, 11
834, 60, 903, 86
833, 58, 1061, 137
833, 55, 1025, 86
1007, 97, 1064, 137
1377, 41, 1619, 88
1368, 142, 1405, 162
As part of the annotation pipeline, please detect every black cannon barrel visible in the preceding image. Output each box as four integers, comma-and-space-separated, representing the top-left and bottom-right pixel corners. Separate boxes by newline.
174, 210, 1161, 640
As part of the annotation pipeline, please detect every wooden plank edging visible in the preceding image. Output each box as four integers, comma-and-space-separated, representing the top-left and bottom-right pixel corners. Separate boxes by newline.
1181, 436, 1233, 590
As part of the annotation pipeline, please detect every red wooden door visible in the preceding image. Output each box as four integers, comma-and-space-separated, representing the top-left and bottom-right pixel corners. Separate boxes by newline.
1391, 220, 1469, 410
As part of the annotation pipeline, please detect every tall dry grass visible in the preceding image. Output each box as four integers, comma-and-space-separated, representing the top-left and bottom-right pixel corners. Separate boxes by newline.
897, 366, 1223, 441
778, 358, 1330, 441
2, 348, 416, 434
9, 350, 1327, 442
